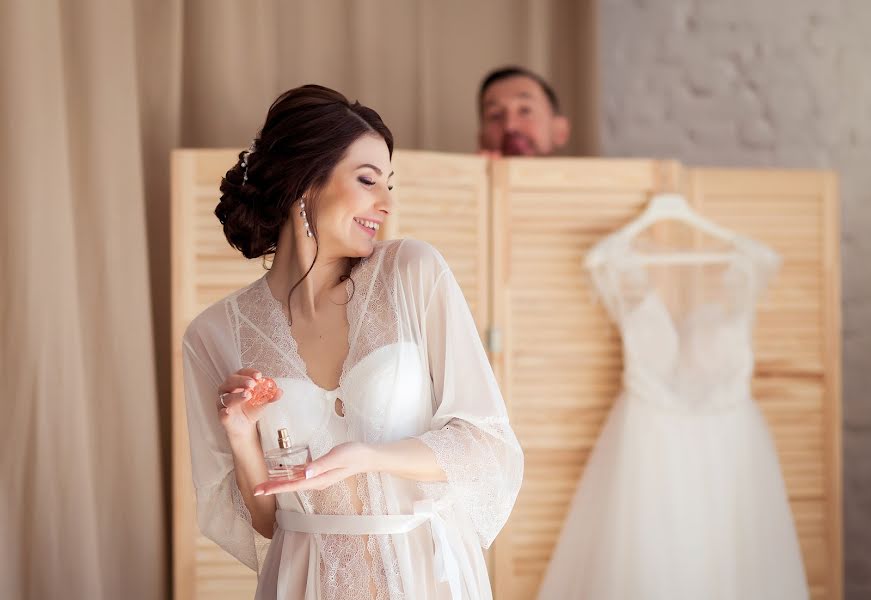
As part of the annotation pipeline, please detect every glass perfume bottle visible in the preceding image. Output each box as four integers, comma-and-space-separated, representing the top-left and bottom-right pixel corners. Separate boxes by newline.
264, 428, 311, 481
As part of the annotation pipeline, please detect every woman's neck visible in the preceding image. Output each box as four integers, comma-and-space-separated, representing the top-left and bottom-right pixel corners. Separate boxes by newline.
265, 225, 351, 320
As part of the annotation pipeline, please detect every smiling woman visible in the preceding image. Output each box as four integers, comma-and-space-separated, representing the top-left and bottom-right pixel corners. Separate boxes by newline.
183, 85, 523, 600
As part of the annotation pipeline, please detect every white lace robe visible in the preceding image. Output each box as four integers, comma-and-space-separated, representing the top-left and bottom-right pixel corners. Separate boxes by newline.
182, 239, 524, 599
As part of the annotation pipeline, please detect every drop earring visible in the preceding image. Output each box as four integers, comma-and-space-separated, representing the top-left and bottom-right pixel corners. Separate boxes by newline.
300, 198, 312, 237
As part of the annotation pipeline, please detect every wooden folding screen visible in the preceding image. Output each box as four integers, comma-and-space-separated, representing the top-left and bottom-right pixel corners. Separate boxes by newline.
171, 151, 841, 599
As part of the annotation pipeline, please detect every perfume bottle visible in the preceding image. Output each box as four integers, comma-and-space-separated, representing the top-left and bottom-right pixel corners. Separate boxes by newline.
247, 376, 279, 407
264, 428, 311, 481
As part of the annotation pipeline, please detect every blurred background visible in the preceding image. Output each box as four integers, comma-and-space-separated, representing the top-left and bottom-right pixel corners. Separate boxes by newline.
1, 0, 868, 598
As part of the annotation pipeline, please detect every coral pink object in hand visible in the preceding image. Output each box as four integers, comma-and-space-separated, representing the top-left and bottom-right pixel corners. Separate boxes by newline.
248, 376, 278, 407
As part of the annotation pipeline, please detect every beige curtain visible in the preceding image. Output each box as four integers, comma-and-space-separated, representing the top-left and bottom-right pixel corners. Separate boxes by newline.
1, 1, 593, 597
174, 0, 596, 151
1, 0, 168, 598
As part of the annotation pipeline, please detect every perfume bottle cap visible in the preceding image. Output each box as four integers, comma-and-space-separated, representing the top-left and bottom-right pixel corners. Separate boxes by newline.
277, 428, 291, 449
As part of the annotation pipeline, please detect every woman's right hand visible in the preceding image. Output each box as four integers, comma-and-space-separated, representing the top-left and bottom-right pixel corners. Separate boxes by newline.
217, 368, 282, 440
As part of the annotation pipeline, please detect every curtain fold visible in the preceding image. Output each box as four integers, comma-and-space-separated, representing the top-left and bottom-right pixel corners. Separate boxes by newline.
1, 0, 167, 598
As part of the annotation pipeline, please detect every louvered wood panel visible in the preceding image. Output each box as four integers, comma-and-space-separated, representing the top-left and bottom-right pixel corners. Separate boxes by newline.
171, 149, 264, 600
490, 158, 681, 600
388, 150, 490, 333
689, 168, 842, 600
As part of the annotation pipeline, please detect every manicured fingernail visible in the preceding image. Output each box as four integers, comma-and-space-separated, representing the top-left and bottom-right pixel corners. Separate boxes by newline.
254, 489, 263, 496
243, 391, 251, 398
247, 380, 256, 387
305, 468, 314, 479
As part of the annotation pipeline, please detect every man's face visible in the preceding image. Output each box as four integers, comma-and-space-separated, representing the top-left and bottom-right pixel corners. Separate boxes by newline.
478, 75, 569, 156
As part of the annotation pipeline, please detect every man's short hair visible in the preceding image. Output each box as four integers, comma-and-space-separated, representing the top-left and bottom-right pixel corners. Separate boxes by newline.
478, 66, 561, 115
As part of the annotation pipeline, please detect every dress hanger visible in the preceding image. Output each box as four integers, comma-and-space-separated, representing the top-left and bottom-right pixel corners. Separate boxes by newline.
586, 193, 741, 268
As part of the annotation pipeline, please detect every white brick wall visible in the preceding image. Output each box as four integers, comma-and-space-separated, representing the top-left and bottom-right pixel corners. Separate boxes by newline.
598, 1, 871, 596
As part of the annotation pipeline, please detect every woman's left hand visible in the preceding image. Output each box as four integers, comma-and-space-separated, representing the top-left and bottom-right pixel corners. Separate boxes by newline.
253, 442, 375, 496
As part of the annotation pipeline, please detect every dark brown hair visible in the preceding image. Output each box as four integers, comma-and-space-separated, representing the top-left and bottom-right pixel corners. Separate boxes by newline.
216, 84, 394, 260
478, 65, 561, 115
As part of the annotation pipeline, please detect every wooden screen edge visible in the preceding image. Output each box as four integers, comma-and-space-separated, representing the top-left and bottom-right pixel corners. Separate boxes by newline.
489, 158, 513, 599
654, 159, 685, 194
822, 172, 843, 600
171, 149, 197, 600
478, 158, 491, 345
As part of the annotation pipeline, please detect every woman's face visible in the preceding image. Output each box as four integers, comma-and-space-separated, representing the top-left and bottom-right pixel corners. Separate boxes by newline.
310, 134, 394, 259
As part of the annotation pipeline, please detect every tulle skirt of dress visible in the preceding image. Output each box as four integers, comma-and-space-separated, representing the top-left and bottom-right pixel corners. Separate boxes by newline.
536, 394, 809, 600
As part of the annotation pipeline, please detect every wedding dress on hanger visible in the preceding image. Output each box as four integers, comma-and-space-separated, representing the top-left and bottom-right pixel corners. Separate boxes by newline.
536, 194, 808, 600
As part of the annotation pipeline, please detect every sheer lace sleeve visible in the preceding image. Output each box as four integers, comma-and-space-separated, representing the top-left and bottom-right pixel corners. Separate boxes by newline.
741, 236, 781, 299
585, 236, 632, 323
182, 319, 268, 572
410, 245, 524, 549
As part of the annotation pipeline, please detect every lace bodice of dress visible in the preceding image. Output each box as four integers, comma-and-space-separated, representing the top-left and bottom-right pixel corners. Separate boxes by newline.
620, 291, 755, 412
589, 234, 779, 414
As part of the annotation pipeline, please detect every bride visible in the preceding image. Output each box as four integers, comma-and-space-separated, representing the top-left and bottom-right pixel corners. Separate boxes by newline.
182, 84, 523, 599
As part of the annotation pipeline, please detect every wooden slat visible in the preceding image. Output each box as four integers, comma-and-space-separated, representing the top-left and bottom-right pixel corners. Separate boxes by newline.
171, 149, 198, 600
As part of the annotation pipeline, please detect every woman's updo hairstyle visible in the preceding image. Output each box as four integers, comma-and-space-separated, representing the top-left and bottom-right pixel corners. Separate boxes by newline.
216, 84, 394, 259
